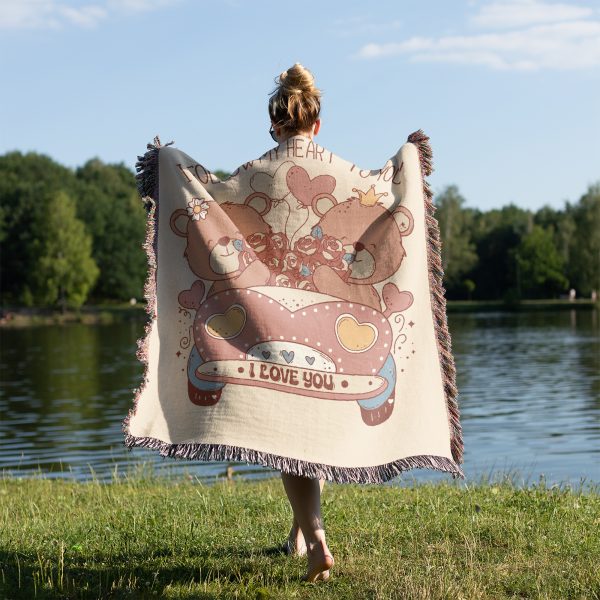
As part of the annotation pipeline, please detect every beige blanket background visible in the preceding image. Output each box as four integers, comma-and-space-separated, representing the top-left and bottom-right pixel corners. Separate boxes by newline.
122, 130, 464, 483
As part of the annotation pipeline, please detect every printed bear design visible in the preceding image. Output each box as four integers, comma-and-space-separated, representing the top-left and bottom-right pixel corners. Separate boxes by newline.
310, 184, 415, 314
172, 167, 413, 426
170, 195, 272, 297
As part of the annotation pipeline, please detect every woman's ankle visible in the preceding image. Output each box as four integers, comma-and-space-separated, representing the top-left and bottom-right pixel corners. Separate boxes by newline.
305, 531, 327, 551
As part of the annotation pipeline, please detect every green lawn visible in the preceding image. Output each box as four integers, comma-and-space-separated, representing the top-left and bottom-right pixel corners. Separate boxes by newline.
1, 470, 599, 599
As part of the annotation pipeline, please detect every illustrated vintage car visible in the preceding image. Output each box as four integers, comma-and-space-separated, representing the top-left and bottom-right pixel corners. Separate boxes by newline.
185, 285, 397, 426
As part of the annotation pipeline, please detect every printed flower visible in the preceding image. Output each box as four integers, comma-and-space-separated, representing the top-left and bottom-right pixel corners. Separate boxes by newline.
320, 235, 344, 261
187, 197, 210, 221
294, 234, 320, 257
275, 273, 294, 288
266, 255, 281, 271
282, 251, 300, 273
247, 232, 269, 254
269, 232, 289, 255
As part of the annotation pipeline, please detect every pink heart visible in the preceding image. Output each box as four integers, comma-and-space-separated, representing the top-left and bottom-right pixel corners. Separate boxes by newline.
250, 161, 293, 201
382, 283, 413, 313
178, 280, 205, 310
250, 171, 276, 195
194, 288, 392, 377
286, 166, 336, 208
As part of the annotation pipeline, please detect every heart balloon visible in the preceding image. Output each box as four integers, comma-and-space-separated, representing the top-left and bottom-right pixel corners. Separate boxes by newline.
286, 165, 336, 208
178, 280, 205, 310
382, 283, 414, 314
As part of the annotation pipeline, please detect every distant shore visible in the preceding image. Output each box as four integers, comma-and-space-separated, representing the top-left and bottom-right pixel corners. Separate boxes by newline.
445, 298, 599, 312
0, 298, 598, 327
0, 302, 146, 327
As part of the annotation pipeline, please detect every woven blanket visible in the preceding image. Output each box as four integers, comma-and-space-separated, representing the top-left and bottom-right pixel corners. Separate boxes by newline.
122, 130, 464, 483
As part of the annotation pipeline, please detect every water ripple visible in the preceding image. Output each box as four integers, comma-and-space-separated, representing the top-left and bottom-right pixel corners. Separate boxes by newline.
1, 310, 598, 486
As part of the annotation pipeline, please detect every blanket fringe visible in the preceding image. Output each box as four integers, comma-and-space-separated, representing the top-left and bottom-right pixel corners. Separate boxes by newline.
407, 129, 464, 467
123, 433, 463, 484
134, 135, 174, 210
121, 135, 172, 441
122, 132, 465, 485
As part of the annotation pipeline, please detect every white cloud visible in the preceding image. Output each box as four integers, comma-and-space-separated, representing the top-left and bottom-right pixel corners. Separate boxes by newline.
355, 0, 600, 71
471, 0, 594, 29
0, 0, 179, 30
107, 0, 181, 13
0, 0, 107, 29
60, 4, 107, 27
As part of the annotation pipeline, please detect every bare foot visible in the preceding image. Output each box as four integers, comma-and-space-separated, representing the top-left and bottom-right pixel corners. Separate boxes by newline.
301, 539, 334, 583
283, 523, 306, 556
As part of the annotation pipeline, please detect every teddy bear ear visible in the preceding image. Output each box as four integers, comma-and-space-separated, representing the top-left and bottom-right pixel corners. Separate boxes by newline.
393, 205, 414, 237
245, 191, 272, 216
311, 194, 339, 219
170, 208, 190, 237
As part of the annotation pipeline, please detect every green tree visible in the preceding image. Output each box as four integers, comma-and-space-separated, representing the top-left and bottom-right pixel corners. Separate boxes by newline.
433, 185, 478, 298
463, 278, 475, 300
0, 151, 80, 304
535, 203, 576, 281
513, 225, 568, 298
75, 159, 147, 301
30, 191, 99, 309
468, 203, 532, 300
0, 152, 237, 307
567, 183, 600, 297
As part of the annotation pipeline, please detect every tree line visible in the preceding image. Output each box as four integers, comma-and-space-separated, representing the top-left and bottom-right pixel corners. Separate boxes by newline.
434, 184, 599, 301
0, 151, 598, 309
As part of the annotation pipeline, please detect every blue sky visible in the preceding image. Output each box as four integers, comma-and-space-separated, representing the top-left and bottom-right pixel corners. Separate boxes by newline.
1, 0, 598, 211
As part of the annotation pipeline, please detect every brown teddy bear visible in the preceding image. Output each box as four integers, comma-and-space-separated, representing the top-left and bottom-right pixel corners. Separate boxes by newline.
311, 184, 415, 315
169, 195, 273, 306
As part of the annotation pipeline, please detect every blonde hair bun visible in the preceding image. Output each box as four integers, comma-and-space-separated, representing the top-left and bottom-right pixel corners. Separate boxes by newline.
279, 63, 320, 98
268, 63, 322, 136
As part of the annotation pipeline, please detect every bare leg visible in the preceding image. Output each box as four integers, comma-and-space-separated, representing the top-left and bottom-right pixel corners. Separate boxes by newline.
280, 472, 334, 581
284, 478, 325, 555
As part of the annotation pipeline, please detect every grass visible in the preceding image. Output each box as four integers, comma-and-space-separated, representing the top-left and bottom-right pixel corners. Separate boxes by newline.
1, 467, 599, 599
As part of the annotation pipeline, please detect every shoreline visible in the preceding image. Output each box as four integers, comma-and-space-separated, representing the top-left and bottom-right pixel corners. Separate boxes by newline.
0, 303, 146, 327
0, 298, 598, 327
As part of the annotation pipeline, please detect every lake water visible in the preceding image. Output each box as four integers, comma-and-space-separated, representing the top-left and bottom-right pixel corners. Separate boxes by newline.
1, 309, 598, 488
